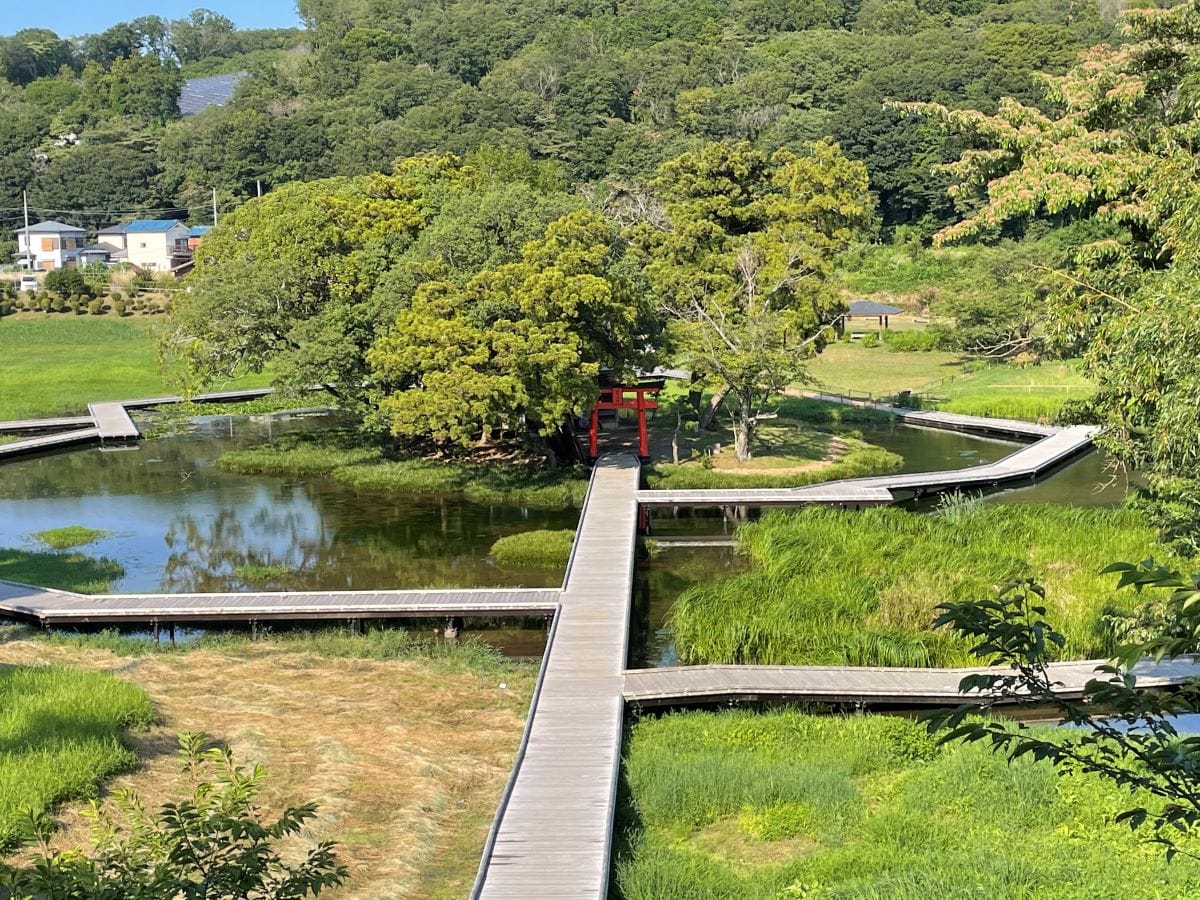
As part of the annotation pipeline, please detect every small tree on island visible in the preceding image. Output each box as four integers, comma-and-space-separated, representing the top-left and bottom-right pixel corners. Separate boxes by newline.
0, 732, 346, 898
630, 140, 874, 461
931, 564, 1200, 859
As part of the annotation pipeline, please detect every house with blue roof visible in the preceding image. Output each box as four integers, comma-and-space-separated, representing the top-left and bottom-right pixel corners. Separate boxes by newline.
101, 219, 192, 273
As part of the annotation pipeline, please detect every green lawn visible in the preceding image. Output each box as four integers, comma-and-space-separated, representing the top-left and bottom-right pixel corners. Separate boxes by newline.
616, 710, 1200, 898
807, 341, 1093, 422
938, 359, 1094, 421
0, 316, 270, 420
0, 665, 154, 849
808, 342, 962, 396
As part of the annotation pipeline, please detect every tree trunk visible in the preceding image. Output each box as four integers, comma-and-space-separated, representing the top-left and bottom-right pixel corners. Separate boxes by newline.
671, 411, 681, 464
699, 385, 729, 432
733, 392, 753, 461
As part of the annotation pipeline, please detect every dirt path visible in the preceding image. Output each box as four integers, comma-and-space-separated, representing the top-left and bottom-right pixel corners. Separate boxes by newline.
0, 637, 533, 899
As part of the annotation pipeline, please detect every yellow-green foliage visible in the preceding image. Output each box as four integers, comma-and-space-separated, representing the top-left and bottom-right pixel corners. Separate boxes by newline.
0, 666, 154, 849
669, 503, 1175, 667
490, 530, 575, 569
616, 710, 1200, 898
645, 438, 900, 490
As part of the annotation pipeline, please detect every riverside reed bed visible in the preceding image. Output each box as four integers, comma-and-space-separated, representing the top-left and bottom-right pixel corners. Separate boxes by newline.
217, 429, 589, 508
669, 502, 1177, 668
614, 710, 1200, 898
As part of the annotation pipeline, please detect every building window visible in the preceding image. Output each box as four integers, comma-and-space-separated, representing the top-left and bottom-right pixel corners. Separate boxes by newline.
41, 237, 56, 251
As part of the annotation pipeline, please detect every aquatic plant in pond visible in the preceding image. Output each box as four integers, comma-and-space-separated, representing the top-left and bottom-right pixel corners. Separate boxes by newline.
0, 665, 154, 849
668, 504, 1176, 667
0, 547, 124, 593
645, 438, 900, 490
29, 526, 112, 549
490, 530, 575, 569
615, 710, 1200, 898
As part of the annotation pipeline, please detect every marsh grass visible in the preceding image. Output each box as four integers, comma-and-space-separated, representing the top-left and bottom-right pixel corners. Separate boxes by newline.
0, 665, 153, 849
231, 563, 300, 583
0, 548, 124, 594
615, 710, 1200, 898
28, 526, 112, 550
490, 530, 574, 569
669, 504, 1175, 667
218, 431, 587, 508
26, 625, 525, 677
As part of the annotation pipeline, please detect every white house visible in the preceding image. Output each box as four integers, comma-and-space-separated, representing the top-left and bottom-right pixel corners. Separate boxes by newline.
14, 221, 86, 270
116, 220, 192, 272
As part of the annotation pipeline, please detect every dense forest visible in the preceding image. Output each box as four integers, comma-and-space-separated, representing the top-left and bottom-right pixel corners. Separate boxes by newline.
0, 0, 1133, 245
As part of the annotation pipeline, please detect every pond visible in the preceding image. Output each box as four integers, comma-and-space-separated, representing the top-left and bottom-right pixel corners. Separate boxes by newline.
0, 411, 1124, 664
0, 412, 579, 595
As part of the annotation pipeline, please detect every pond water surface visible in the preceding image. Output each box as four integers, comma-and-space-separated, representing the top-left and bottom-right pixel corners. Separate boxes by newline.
0, 413, 578, 594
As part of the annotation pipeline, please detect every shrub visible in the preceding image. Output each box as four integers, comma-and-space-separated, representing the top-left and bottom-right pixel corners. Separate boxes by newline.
43, 267, 88, 297
0, 733, 347, 896
884, 325, 953, 351
87, 297, 104, 315
860, 332, 880, 348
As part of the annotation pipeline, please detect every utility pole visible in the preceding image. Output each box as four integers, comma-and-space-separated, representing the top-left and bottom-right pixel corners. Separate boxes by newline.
212, 188, 219, 226
22, 190, 30, 271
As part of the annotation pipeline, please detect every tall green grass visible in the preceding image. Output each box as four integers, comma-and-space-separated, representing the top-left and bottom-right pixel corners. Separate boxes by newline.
669, 503, 1175, 667
0, 665, 154, 849
218, 430, 588, 508
0, 548, 124, 594
615, 710, 1200, 898
28, 526, 112, 550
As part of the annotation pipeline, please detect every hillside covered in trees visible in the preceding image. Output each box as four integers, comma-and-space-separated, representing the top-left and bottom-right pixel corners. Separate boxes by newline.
0, 0, 1130, 245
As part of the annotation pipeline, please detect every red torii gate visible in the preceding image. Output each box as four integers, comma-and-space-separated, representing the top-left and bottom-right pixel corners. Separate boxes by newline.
588, 383, 661, 459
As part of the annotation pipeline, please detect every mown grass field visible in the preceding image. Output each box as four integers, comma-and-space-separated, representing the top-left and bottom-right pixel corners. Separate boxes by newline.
0, 664, 154, 849
0, 627, 535, 897
615, 710, 1200, 898
669, 503, 1173, 667
938, 359, 1094, 421
807, 340, 1093, 423
0, 317, 270, 420
808, 340, 962, 396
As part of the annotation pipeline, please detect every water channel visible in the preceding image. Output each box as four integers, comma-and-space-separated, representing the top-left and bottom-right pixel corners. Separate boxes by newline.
0, 411, 1132, 664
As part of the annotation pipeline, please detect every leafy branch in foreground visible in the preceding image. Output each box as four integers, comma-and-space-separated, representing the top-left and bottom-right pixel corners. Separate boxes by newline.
0, 732, 347, 898
929, 565, 1200, 860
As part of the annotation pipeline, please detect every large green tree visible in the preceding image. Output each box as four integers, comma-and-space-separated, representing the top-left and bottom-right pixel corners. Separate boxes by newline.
631, 140, 873, 460
904, 2, 1200, 550
368, 209, 653, 449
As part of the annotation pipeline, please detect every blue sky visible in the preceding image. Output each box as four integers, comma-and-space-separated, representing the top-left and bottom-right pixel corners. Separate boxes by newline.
1, 1, 302, 37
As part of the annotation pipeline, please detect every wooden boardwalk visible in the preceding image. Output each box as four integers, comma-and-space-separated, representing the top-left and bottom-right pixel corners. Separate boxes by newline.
0, 387, 294, 460
0, 580, 559, 625
473, 455, 640, 898
639, 423, 1098, 508
623, 658, 1200, 708
88, 402, 140, 441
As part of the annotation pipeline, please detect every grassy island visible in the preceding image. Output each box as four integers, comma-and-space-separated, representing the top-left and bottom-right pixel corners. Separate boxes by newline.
217, 430, 589, 509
